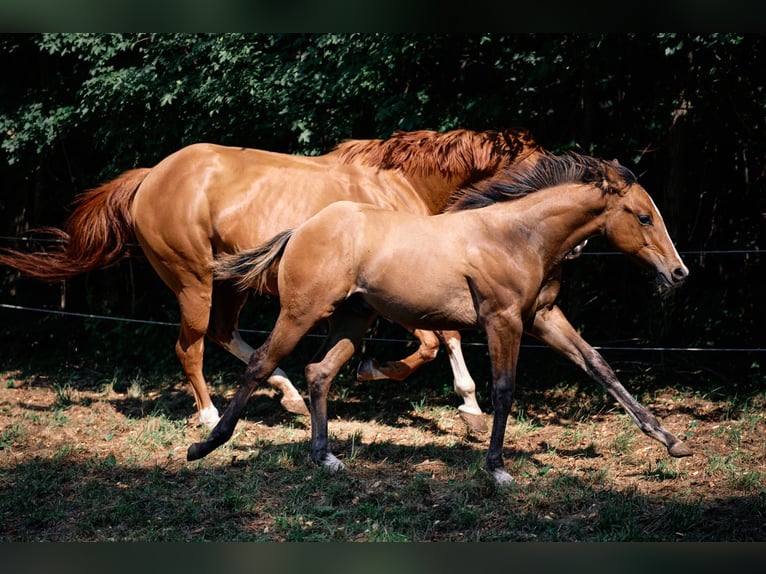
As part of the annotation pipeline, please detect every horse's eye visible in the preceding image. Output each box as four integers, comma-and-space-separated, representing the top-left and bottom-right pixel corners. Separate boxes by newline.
637, 214, 653, 226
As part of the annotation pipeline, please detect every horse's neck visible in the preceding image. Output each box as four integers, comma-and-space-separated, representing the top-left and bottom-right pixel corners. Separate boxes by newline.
405, 150, 542, 214
500, 185, 607, 267
334, 133, 544, 215
403, 173, 477, 214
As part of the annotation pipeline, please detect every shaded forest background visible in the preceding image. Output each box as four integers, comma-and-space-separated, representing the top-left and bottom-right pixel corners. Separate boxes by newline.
0, 33, 762, 380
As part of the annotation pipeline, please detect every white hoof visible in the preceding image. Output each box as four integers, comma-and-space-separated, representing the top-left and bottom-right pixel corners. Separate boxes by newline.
490, 468, 515, 485
198, 405, 220, 430
321, 453, 346, 472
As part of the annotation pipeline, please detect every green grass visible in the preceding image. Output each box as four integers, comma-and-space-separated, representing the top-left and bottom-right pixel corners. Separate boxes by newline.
2, 417, 764, 541
0, 422, 25, 449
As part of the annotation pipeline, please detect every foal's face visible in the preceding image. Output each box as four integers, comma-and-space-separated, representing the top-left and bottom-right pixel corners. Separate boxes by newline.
606, 183, 689, 292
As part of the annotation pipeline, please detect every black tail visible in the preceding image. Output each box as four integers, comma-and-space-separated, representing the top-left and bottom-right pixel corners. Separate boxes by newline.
212, 229, 295, 293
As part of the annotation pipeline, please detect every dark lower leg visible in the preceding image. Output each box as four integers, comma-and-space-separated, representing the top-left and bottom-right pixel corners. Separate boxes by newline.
209, 282, 308, 415
186, 383, 252, 460
186, 334, 288, 461
529, 306, 691, 458
485, 375, 515, 480
309, 308, 374, 469
586, 352, 691, 457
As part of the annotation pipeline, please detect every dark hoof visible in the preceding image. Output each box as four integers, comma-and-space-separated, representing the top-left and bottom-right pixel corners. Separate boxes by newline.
668, 442, 692, 458
459, 410, 488, 434
281, 397, 310, 416
187, 442, 207, 461
356, 358, 379, 381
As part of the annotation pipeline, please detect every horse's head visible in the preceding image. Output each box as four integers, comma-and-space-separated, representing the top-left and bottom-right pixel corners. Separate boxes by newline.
601, 160, 689, 293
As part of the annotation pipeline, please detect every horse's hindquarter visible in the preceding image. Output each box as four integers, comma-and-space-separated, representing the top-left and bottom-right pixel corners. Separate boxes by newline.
131, 144, 227, 285
276, 202, 363, 320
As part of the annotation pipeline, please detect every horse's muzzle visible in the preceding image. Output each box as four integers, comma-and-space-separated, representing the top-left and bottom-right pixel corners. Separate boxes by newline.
671, 265, 690, 283
655, 265, 689, 294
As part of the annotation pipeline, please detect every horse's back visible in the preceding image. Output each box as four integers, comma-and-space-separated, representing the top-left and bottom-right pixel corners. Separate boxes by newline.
134, 142, 338, 208
131, 143, 428, 261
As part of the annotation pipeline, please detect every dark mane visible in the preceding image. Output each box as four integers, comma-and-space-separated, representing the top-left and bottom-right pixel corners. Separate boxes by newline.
332, 127, 540, 177
446, 151, 637, 212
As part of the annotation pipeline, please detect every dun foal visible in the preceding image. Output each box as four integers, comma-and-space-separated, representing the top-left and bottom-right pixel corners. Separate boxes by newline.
190, 152, 690, 484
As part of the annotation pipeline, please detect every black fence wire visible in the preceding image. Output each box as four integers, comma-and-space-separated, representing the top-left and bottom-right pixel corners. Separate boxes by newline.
0, 303, 762, 354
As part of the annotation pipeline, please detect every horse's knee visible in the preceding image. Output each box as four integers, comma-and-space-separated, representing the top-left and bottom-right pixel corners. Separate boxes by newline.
491, 377, 515, 410
416, 334, 440, 361
411, 329, 439, 361
454, 375, 476, 396
244, 351, 277, 383
305, 363, 333, 396
305, 362, 325, 383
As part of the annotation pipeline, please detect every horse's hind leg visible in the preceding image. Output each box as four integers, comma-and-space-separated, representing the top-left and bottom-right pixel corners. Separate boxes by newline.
357, 327, 440, 381
187, 311, 312, 461
138, 240, 219, 428
527, 305, 691, 458
209, 280, 309, 416
308, 305, 377, 470
440, 331, 488, 433
357, 328, 487, 433
174, 285, 220, 428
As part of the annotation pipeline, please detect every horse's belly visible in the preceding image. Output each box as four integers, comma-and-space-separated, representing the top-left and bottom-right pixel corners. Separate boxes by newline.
362, 289, 479, 331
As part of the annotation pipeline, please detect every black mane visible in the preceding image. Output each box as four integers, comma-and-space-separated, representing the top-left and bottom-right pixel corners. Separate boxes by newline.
445, 151, 637, 212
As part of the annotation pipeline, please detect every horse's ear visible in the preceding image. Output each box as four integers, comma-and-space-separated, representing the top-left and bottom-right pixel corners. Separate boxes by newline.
602, 159, 629, 194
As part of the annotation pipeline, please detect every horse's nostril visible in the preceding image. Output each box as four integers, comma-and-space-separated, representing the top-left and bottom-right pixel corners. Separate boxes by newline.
673, 267, 688, 281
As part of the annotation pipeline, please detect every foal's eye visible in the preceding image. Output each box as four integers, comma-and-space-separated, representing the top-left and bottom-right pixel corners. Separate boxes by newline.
637, 214, 653, 226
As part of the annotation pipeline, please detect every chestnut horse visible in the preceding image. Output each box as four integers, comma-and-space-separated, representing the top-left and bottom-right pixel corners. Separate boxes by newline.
0, 128, 543, 430
191, 152, 691, 484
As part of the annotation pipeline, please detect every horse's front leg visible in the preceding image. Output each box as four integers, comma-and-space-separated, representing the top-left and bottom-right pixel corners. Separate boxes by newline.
527, 304, 691, 458
438, 331, 487, 433
483, 315, 524, 485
